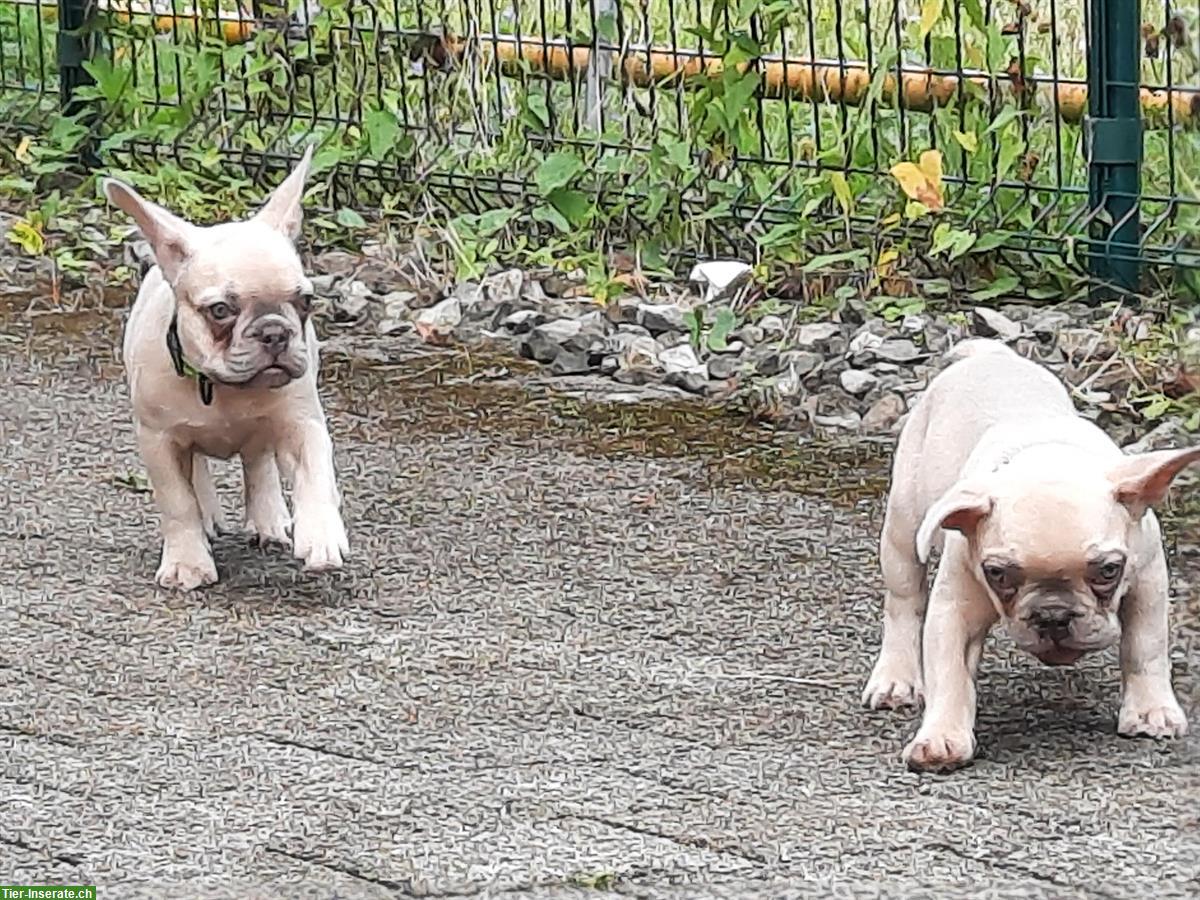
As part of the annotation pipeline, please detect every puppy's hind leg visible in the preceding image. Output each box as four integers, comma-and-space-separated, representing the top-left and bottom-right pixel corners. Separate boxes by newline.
192, 452, 225, 540
862, 504, 928, 710
242, 448, 292, 547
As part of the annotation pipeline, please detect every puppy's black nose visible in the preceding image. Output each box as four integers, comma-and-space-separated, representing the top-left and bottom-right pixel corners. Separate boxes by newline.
258, 322, 290, 355
1027, 604, 1080, 640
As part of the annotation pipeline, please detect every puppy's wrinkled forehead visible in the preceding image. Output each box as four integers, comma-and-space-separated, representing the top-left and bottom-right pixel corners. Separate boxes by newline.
179, 222, 307, 297
988, 475, 1127, 571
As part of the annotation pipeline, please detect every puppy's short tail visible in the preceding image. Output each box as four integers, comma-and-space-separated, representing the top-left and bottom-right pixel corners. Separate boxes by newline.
942, 337, 1014, 366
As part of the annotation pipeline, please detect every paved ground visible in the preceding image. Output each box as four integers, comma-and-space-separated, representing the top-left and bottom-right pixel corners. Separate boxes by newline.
1, 296, 1198, 899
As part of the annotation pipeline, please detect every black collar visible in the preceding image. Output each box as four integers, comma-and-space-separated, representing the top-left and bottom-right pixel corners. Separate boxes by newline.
166, 314, 214, 406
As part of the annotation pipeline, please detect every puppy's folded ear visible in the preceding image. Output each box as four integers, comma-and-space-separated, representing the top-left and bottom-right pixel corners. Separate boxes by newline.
252, 143, 315, 242
1108, 446, 1200, 520
102, 179, 199, 284
915, 484, 994, 564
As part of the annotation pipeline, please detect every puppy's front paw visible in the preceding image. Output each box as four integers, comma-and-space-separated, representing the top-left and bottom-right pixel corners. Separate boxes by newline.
245, 512, 292, 549
201, 512, 226, 542
902, 728, 977, 773
293, 507, 348, 573
1118, 701, 1188, 739
862, 662, 924, 711
156, 545, 218, 591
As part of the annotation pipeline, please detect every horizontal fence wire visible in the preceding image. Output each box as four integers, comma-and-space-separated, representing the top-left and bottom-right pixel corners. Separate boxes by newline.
1, 0, 1200, 279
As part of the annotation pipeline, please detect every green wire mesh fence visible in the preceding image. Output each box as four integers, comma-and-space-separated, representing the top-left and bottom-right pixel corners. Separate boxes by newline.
1, 0, 1198, 293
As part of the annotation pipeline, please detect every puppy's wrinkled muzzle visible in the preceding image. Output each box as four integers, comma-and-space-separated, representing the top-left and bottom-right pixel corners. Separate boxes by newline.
258, 321, 291, 356
1025, 603, 1081, 644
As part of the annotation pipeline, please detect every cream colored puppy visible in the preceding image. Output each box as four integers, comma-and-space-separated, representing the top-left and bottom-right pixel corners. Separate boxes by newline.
864, 338, 1196, 772
105, 146, 348, 590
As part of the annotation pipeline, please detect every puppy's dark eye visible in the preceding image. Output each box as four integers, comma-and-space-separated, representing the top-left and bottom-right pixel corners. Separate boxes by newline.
1089, 559, 1125, 586
981, 562, 1020, 599
209, 301, 235, 320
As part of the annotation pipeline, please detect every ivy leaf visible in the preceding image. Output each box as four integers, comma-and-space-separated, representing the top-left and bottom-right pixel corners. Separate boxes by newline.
363, 108, 400, 159
706, 308, 738, 352
830, 171, 853, 215
953, 129, 979, 153
919, 0, 944, 39
683, 308, 704, 348
535, 152, 585, 196
336, 208, 366, 229
532, 203, 571, 234
526, 93, 551, 128
969, 274, 1020, 301
1141, 396, 1172, 421
547, 188, 592, 226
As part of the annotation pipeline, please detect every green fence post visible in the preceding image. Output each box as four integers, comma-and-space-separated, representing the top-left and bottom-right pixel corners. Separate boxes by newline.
57, 0, 98, 164
1086, 0, 1142, 296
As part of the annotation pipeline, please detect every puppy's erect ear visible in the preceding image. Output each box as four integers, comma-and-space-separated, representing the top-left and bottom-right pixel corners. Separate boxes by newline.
1107, 446, 1200, 520
915, 484, 994, 564
102, 178, 199, 284
252, 143, 315, 242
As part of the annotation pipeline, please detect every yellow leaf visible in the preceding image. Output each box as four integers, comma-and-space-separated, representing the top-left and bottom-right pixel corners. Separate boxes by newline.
15, 136, 32, 164
891, 152, 945, 211
919, 0, 944, 39
829, 171, 853, 215
905, 200, 932, 221
881, 213, 902, 227
890, 162, 928, 202
953, 130, 978, 154
918, 149, 943, 188
876, 247, 900, 275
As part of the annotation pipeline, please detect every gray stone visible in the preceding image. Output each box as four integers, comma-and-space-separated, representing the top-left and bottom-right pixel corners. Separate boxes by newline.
617, 323, 653, 338
376, 318, 409, 336
310, 273, 340, 297
840, 369, 878, 396
451, 280, 485, 308
732, 324, 764, 347
1123, 419, 1192, 454
413, 296, 463, 341
657, 331, 691, 349
1058, 327, 1115, 362
125, 239, 155, 277
664, 370, 710, 395
333, 280, 373, 322
848, 330, 884, 356
872, 339, 923, 364
637, 303, 689, 335
756, 350, 823, 379
900, 314, 928, 336
501, 309, 547, 334
707, 355, 742, 380
607, 297, 642, 326
759, 315, 786, 341
795, 322, 842, 350
972, 306, 1022, 341
576, 310, 613, 335
381, 290, 416, 316
481, 268, 525, 306
549, 350, 593, 375
659, 343, 702, 375
599, 355, 620, 376
813, 411, 863, 432
862, 393, 907, 432
520, 318, 584, 364
613, 336, 662, 384
711, 339, 745, 356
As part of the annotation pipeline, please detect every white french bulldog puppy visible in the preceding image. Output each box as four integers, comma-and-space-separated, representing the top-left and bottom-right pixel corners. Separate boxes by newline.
864, 338, 1196, 772
104, 146, 348, 590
